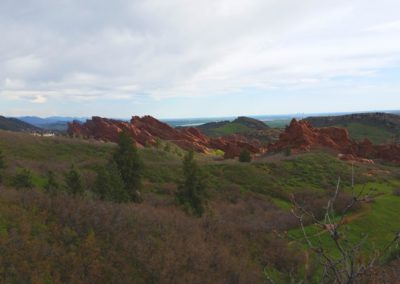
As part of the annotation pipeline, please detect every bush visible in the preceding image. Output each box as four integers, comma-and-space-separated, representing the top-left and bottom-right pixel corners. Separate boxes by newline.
155, 138, 162, 149
164, 143, 171, 152
239, 149, 252, 163
0, 188, 268, 283
45, 170, 59, 195
12, 168, 34, 189
65, 165, 84, 196
292, 189, 358, 221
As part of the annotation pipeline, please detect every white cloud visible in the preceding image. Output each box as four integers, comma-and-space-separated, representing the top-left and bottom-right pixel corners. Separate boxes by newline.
4, 78, 26, 89
31, 95, 47, 104
364, 20, 400, 33
0, 0, 399, 114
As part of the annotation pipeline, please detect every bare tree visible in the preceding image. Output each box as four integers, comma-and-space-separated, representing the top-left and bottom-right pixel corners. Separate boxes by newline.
265, 160, 399, 283
289, 172, 400, 283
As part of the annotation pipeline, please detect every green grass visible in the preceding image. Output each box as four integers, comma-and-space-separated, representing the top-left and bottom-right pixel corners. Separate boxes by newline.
201, 151, 371, 202
271, 197, 292, 211
210, 122, 253, 135
288, 181, 400, 259
0, 131, 390, 197
336, 122, 396, 144
264, 119, 291, 128
0, 132, 114, 168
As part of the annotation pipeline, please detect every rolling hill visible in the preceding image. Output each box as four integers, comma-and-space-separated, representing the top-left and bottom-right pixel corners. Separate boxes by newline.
0, 116, 41, 132
18, 116, 87, 132
195, 116, 281, 143
303, 112, 400, 144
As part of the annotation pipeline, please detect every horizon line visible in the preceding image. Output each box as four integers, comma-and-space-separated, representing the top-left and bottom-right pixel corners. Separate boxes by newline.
7, 109, 400, 121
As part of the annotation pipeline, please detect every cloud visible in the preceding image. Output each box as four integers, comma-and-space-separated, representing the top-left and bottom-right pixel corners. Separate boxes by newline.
0, 0, 400, 115
364, 20, 400, 33
31, 95, 47, 104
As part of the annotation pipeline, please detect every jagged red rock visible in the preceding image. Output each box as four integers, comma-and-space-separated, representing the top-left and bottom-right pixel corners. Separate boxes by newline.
270, 119, 400, 163
68, 116, 264, 158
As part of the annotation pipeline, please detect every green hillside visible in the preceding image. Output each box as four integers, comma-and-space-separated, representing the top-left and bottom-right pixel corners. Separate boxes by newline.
0, 116, 41, 132
196, 116, 281, 143
0, 130, 399, 282
305, 112, 400, 144
263, 119, 292, 128
344, 122, 397, 144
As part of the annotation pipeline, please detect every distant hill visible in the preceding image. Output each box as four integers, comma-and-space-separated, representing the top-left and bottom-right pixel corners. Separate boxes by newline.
303, 112, 400, 144
18, 116, 87, 132
197, 116, 269, 136
0, 116, 41, 132
195, 116, 281, 144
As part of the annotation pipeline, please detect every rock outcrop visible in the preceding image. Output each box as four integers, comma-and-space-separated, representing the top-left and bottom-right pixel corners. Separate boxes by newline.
68, 116, 264, 158
270, 119, 400, 163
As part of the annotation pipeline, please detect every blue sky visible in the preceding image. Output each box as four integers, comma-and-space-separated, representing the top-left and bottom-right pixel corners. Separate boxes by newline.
1, 0, 400, 119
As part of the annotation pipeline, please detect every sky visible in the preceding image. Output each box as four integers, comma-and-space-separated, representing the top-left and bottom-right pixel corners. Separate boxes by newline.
0, 0, 400, 119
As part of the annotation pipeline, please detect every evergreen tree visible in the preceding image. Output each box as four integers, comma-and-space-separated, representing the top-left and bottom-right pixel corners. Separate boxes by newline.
176, 151, 207, 216
12, 168, 34, 189
65, 165, 84, 196
0, 148, 5, 184
239, 149, 252, 162
113, 131, 143, 202
44, 170, 59, 195
94, 162, 129, 203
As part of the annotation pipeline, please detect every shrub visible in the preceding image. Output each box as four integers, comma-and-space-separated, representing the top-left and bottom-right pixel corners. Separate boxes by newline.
12, 168, 34, 189
45, 170, 59, 195
155, 138, 162, 149
383, 247, 400, 263
65, 165, 84, 196
284, 147, 292, 157
0, 188, 268, 283
164, 143, 171, 152
176, 151, 207, 216
292, 189, 358, 221
239, 149, 252, 163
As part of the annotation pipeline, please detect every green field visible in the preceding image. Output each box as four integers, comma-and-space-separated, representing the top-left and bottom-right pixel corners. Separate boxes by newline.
264, 119, 292, 128
211, 122, 253, 135
342, 122, 398, 144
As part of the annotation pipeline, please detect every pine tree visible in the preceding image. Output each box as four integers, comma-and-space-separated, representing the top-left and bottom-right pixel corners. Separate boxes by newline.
94, 162, 129, 203
65, 165, 84, 196
239, 149, 252, 162
113, 131, 143, 202
176, 151, 207, 216
44, 170, 59, 195
12, 168, 34, 189
0, 148, 5, 184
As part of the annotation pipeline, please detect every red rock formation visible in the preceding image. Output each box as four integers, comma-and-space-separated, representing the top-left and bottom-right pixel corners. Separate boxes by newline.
270, 119, 353, 153
270, 119, 400, 163
68, 116, 263, 158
